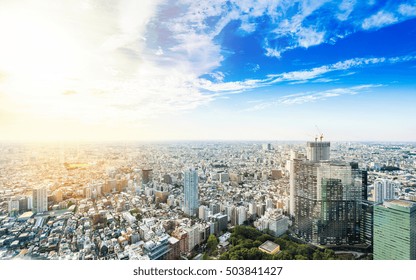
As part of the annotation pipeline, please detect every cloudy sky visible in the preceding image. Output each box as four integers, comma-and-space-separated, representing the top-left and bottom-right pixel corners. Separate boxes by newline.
0, 0, 415, 142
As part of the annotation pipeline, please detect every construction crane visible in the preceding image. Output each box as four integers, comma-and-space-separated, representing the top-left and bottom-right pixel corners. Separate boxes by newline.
315, 125, 324, 142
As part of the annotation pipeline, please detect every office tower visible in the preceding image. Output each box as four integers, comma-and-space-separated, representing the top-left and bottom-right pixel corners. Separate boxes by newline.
32, 186, 48, 213
306, 141, 330, 162
237, 206, 247, 225
199, 205, 208, 220
291, 141, 367, 245
209, 203, 220, 215
361, 200, 374, 247
141, 169, 152, 185
374, 179, 396, 203
374, 200, 416, 260
18, 197, 28, 212
262, 143, 272, 150
289, 150, 305, 217
183, 168, 199, 216
8, 198, 19, 214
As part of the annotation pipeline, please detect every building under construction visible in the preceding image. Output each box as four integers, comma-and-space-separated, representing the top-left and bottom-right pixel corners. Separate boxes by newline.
290, 138, 369, 246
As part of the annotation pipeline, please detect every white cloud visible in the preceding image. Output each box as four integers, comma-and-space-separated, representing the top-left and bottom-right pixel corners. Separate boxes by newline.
0, 0, 217, 128
337, 0, 356, 21
251, 64, 260, 72
313, 78, 339, 83
362, 10, 398, 30
240, 21, 257, 33
198, 54, 415, 94
265, 47, 282, 58
398, 4, 416, 16
297, 27, 326, 48
245, 84, 382, 111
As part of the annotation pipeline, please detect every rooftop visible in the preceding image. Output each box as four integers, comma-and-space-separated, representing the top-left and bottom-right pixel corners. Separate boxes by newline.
258, 240, 280, 254
384, 199, 416, 208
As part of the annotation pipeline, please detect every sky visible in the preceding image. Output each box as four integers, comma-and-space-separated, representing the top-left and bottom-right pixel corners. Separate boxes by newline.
0, 0, 415, 142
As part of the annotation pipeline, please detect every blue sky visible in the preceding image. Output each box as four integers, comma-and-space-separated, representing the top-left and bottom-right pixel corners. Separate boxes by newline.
0, 0, 415, 141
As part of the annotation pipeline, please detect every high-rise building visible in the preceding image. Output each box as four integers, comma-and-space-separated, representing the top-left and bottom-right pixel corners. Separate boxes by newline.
32, 186, 48, 213
18, 197, 28, 212
374, 200, 416, 260
237, 206, 247, 225
183, 168, 199, 216
142, 169, 153, 185
306, 141, 330, 162
374, 179, 396, 203
209, 203, 220, 215
8, 198, 19, 214
291, 141, 367, 245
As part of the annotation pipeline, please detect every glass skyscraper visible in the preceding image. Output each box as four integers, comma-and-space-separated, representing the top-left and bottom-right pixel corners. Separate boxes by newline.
374, 200, 416, 260
183, 168, 199, 216
291, 141, 367, 245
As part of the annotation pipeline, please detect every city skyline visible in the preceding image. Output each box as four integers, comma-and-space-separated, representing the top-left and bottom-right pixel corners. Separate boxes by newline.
1, 0, 416, 142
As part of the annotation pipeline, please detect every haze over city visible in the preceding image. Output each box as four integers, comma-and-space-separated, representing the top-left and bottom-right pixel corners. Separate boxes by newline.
1, 0, 416, 142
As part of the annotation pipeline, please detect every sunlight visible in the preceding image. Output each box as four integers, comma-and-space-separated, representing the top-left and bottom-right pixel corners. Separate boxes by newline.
0, 11, 82, 87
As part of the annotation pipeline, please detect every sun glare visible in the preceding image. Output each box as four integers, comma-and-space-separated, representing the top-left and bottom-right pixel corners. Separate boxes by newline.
0, 11, 82, 86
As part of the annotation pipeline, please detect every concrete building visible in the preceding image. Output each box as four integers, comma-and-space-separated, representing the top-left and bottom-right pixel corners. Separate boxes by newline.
306, 141, 330, 162
142, 169, 152, 185
255, 209, 289, 237
374, 200, 416, 260
374, 179, 396, 203
32, 186, 48, 213
143, 234, 170, 260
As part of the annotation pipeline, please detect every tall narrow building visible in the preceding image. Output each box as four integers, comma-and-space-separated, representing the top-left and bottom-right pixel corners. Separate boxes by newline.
32, 186, 48, 213
183, 168, 199, 216
374, 179, 396, 203
291, 140, 367, 245
374, 200, 416, 260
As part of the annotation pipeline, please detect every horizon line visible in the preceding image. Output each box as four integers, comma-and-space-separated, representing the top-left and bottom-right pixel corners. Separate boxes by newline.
1, 139, 415, 144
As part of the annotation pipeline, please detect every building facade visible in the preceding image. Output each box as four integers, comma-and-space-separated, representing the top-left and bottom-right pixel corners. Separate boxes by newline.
32, 186, 48, 213
291, 141, 367, 245
183, 168, 199, 216
374, 179, 396, 203
374, 200, 416, 260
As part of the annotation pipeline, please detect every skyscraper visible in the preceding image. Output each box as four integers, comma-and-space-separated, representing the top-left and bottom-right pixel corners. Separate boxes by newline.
32, 186, 48, 213
374, 200, 416, 260
183, 168, 199, 216
306, 141, 330, 162
141, 168, 152, 185
291, 140, 367, 245
374, 179, 396, 203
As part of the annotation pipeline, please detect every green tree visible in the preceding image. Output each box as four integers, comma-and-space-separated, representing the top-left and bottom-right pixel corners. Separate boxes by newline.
206, 234, 218, 255
295, 254, 308, 260
322, 249, 336, 260
312, 251, 323, 260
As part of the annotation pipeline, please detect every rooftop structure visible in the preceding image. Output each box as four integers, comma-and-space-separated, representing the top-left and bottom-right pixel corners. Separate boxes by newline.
258, 240, 280, 255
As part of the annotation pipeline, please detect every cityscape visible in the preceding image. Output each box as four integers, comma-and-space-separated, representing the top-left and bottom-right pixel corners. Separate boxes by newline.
0, 140, 415, 260
1, 0, 416, 263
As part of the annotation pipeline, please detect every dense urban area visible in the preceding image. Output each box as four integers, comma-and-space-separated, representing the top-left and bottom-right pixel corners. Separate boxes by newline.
1, 140, 415, 260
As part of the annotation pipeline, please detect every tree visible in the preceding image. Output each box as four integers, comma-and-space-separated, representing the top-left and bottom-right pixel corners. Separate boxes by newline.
295, 254, 308, 260
313, 251, 323, 260
322, 249, 336, 260
206, 234, 218, 255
